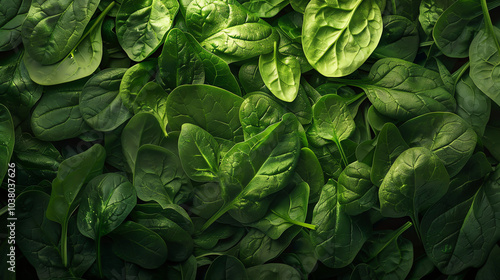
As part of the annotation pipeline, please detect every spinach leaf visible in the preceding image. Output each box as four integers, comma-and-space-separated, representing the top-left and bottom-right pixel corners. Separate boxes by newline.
277, 27, 312, 74
362, 58, 456, 121
247, 181, 314, 239
259, 42, 301, 102
338, 161, 377, 216
201, 113, 302, 229
370, 122, 409, 187
277, 12, 303, 43
134, 144, 192, 206
12, 0, 500, 277
191, 183, 226, 221
166, 84, 244, 142
290, 0, 308, 13
241, 0, 288, 17
239, 227, 301, 266
194, 222, 245, 254
296, 147, 324, 201
239, 92, 287, 140
205, 255, 247, 280
433, 0, 500, 58
119, 59, 157, 110
469, 25, 500, 107
158, 28, 241, 94
80, 68, 132, 132
483, 125, 500, 162
31, 79, 90, 141
131, 210, 194, 262
359, 223, 414, 279
121, 112, 166, 172
366, 105, 397, 134
455, 73, 491, 137
275, 84, 313, 125
435, 58, 455, 93
312, 94, 355, 143
0, 104, 14, 184
399, 112, 477, 177
185, 0, 278, 63
311, 94, 355, 167
23, 11, 110, 86
116, 0, 178, 61
373, 15, 419, 62
0, 50, 42, 119
134, 203, 194, 234
157, 28, 205, 90
302, 0, 383, 77
185, 34, 241, 96
110, 221, 168, 269
310, 179, 370, 268
379, 147, 449, 229
420, 153, 500, 275
21, 0, 100, 64
238, 60, 271, 94
76, 173, 136, 277
281, 230, 318, 278
0, 0, 30, 51
66, 217, 97, 278
132, 81, 169, 135
46, 144, 105, 267
418, 0, 455, 36
18, 190, 94, 279
12, 133, 62, 186
17, 190, 68, 279
178, 123, 220, 182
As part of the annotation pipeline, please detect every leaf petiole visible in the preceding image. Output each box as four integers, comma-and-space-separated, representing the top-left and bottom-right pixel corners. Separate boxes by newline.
271, 210, 317, 230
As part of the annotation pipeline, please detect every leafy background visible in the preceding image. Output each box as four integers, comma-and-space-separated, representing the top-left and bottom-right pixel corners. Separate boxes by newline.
1, 0, 500, 279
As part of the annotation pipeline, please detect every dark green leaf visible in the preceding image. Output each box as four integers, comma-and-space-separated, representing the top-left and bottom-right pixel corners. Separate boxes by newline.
134, 144, 192, 207
178, 123, 220, 182
80, 68, 132, 131
379, 147, 449, 221
399, 112, 477, 177
166, 84, 244, 142
31, 79, 91, 141
310, 179, 370, 268
110, 221, 168, 269
205, 255, 247, 280
116, 0, 178, 61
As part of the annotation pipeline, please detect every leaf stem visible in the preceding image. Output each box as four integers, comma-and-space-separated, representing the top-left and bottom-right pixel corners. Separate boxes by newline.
200, 202, 234, 232
480, 0, 500, 53
452, 61, 470, 85
0, 205, 7, 216
61, 221, 69, 267
365, 221, 413, 262
333, 134, 349, 169
68, 1, 116, 57
419, 41, 434, 47
289, 220, 317, 230
411, 215, 422, 241
391, 0, 397, 15
270, 210, 317, 230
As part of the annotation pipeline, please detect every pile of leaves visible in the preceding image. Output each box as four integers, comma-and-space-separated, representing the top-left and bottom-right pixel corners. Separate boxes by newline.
1, 0, 500, 279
